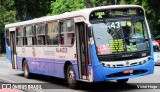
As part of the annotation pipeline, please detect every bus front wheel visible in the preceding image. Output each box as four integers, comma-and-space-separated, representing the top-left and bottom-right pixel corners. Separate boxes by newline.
116, 79, 129, 84
23, 60, 30, 79
66, 65, 77, 89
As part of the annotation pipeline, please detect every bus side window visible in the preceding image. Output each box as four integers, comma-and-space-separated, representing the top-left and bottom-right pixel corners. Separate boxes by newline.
60, 34, 64, 45
16, 27, 24, 46
71, 33, 74, 44
25, 25, 35, 45
5, 29, 10, 46
36, 23, 46, 45
47, 21, 59, 45
37, 36, 45, 45
60, 20, 74, 46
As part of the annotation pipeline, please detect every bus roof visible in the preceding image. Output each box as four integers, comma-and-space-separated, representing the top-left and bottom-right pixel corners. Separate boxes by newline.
5, 5, 143, 28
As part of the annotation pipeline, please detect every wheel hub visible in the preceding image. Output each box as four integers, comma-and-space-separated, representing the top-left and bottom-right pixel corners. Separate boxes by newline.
68, 70, 75, 84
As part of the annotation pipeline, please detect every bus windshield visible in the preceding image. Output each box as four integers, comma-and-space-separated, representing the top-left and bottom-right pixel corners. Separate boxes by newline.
91, 17, 149, 55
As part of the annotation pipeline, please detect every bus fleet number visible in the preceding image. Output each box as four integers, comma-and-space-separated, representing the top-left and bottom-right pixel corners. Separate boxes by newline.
56, 48, 68, 53
106, 22, 120, 29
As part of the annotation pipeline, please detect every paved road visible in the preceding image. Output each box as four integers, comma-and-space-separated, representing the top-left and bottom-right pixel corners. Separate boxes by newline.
0, 57, 159, 92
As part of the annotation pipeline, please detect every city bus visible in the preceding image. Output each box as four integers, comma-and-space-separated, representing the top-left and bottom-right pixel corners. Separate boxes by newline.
5, 5, 154, 89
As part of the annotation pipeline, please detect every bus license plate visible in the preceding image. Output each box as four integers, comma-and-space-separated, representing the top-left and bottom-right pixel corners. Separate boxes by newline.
123, 69, 134, 74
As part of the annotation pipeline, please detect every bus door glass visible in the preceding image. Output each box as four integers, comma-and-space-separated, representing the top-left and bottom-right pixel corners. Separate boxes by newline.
9, 27, 17, 69
75, 22, 89, 80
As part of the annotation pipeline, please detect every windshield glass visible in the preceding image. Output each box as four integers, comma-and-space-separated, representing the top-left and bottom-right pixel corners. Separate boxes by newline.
91, 18, 149, 55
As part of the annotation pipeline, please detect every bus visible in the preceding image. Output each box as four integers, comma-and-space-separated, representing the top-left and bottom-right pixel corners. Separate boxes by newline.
5, 5, 154, 89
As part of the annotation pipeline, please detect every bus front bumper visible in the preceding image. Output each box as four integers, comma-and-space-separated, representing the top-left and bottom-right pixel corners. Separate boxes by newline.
92, 59, 154, 82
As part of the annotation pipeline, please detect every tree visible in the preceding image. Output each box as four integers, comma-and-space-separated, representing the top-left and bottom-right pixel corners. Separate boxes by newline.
49, 0, 86, 15
14, 0, 53, 21
0, 0, 16, 53
146, 0, 160, 36
85, 0, 93, 8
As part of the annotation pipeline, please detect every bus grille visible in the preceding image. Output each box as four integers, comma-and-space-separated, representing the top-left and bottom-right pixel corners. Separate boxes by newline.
106, 70, 147, 78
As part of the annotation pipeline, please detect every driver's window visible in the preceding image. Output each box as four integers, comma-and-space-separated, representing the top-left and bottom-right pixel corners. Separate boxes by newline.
132, 20, 147, 39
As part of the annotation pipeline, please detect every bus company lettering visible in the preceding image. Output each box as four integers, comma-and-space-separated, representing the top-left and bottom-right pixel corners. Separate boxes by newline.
56, 48, 68, 53
44, 50, 55, 56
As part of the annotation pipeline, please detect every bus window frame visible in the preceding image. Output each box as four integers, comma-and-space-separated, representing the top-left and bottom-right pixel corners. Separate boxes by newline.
5, 28, 10, 47
35, 23, 46, 46
24, 24, 36, 46
16, 26, 24, 47
59, 19, 75, 47
46, 21, 60, 46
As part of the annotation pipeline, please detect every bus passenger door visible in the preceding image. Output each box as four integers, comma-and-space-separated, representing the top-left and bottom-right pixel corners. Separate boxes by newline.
75, 22, 89, 80
9, 28, 17, 69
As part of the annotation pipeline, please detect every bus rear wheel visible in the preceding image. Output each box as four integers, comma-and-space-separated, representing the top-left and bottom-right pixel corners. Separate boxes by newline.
66, 65, 77, 89
23, 60, 31, 79
116, 79, 129, 84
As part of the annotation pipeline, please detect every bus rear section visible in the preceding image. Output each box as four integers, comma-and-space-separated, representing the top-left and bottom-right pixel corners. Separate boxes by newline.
5, 28, 18, 69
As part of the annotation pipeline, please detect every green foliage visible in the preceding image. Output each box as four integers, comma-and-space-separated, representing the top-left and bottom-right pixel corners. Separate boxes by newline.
49, 0, 86, 15
0, 0, 16, 31
90, 0, 108, 6
0, 0, 16, 53
49, 0, 110, 15
14, 0, 53, 21
119, 0, 126, 4
134, 22, 143, 34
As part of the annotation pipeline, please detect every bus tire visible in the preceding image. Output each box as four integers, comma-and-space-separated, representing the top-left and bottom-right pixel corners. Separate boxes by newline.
66, 65, 77, 89
23, 60, 31, 79
116, 79, 129, 84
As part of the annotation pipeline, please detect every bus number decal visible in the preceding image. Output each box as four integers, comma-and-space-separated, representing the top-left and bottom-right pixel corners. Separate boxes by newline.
56, 48, 68, 53
106, 22, 120, 29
